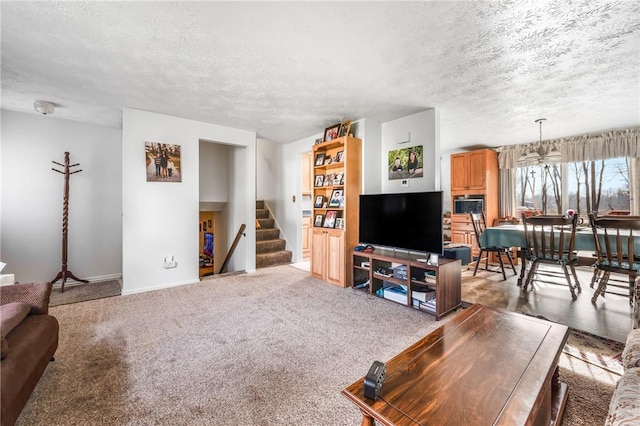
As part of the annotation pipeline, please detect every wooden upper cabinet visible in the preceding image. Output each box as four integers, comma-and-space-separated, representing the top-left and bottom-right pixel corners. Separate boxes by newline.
467, 150, 487, 190
450, 154, 468, 191
451, 150, 494, 192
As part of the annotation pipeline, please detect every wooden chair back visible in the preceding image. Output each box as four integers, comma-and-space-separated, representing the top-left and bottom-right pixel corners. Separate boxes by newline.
470, 211, 487, 247
588, 213, 640, 274
521, 214, 578, 263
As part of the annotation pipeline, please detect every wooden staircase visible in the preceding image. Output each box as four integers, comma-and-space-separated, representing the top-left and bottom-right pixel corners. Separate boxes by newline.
256, 200, 292, 268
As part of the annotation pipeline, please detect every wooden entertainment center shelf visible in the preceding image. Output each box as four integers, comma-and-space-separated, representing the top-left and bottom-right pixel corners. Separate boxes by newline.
352, 248, 461, 320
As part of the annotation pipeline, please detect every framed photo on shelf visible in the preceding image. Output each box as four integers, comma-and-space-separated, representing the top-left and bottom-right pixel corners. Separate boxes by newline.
314, 175, 324, 187
314, 195, 324, 208
335, 218, 345, 230
428, 253, 439, 266
324, 157, 332, 165
325, 173, 334, 186
328, 189, 344, 207
314, 214, 324, 227
338, 120, 351, 138
323, 210, 337, 228
324, 124, 340, 142
333, 172, 344, 186
336, 150, 344, 162
314, 153, 325, 166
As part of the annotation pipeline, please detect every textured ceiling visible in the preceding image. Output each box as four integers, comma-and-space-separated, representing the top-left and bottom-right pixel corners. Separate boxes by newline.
1, 1, 639, 149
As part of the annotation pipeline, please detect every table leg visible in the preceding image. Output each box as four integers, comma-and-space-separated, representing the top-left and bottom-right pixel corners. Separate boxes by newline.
360, 410, 375, 426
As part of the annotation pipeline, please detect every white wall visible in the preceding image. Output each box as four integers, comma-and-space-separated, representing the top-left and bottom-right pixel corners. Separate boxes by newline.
122, 108, 256, 294
274, 133, 321, 262
256, 138, 279, 206
1, 110, 122, 283
380, 110, 439, 193
360, 118, 382, 194
199, 141, 229, 203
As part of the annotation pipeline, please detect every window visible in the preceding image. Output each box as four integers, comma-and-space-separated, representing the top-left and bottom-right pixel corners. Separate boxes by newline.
515, 157, 631, 216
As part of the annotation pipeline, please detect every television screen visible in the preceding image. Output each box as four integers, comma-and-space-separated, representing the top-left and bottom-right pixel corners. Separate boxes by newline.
203, 232, 214, 257
359, 191, 443, 254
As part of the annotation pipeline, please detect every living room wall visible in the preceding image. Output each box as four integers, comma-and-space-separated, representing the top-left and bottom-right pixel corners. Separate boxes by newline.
0, 110, 123, 283
121, 108, 256, 294
381, 109, 440, 193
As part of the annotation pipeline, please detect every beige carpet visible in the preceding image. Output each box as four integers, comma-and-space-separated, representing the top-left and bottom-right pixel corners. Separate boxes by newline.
18, 266, 618, 425
49, 280, 121, 307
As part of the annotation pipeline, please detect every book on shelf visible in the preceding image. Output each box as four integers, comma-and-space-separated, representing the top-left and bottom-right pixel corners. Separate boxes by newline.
411, 289, 435, 303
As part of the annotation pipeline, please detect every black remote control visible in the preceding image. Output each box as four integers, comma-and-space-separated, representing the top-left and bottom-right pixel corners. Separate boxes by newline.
363, 361, 386, 401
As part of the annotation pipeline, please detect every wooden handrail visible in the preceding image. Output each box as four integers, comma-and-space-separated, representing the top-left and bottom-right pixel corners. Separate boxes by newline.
219, 224, 246, 274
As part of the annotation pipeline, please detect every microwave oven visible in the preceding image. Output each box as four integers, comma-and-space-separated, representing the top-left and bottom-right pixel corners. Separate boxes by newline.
454, 198, 484, 214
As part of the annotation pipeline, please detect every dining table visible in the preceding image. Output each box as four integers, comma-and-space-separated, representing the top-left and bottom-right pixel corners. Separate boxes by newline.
479, 224, 640, 285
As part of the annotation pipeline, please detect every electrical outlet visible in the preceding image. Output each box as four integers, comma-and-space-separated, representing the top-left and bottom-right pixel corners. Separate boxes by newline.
163, 261, 177, 269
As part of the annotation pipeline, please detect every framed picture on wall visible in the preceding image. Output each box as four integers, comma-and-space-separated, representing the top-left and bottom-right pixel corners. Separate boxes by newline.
207, 219, 212, 228
145, 141, 181, 183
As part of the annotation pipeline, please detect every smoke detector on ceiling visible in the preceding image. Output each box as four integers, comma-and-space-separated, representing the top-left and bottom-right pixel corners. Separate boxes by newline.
34, 100, 55, 115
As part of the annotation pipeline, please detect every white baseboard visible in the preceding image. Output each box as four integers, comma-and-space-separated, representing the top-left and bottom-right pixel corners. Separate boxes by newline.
50, 273, 122, 289
121, 279, 199, 295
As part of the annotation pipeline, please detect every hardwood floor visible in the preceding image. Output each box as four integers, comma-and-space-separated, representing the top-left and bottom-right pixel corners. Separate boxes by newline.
462, 263, 633, 343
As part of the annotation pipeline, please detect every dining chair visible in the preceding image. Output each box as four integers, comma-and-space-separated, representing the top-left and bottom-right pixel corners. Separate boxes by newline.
588, 213, 640, 305
470, 211, 517, 280
521, 213, 581, 300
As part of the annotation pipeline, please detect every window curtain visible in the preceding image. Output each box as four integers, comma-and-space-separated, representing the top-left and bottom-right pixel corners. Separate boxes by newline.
495, 127, 640, 169
499, 169, 514, 218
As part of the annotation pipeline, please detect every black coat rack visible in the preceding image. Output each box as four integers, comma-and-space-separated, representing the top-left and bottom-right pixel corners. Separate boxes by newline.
50, 152, 88, 292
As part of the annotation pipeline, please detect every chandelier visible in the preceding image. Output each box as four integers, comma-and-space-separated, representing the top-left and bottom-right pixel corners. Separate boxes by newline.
517, 118, 563, 164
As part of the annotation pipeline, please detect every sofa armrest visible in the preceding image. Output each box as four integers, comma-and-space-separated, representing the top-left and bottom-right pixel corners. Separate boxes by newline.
0, 282, 52, 315
634, 277, 640, 329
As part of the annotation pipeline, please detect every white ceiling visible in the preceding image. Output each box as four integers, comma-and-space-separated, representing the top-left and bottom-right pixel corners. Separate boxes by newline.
2, 1, 639, 149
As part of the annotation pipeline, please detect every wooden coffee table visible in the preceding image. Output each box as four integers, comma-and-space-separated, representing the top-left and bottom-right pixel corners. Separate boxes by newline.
342, 304, 569, 425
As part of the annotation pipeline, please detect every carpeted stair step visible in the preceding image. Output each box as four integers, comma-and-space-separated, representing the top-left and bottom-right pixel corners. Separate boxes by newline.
257, 229, 280, 241
256, 250, 292, 268
256, 208, 269, 219
256, 200, 265, 209
256, 239, 286, 254
257, 218, 275, 229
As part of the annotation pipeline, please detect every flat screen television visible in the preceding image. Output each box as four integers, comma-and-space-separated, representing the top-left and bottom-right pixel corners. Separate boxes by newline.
203, 232, 214, 257
359, 191, 443, 254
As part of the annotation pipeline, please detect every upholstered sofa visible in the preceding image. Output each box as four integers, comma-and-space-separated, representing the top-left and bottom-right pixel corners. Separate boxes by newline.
606, 328, 640, 424
0, 282, 59, 426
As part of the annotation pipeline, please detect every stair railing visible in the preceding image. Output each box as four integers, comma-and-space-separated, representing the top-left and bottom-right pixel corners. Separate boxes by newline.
219, 224, 246, 274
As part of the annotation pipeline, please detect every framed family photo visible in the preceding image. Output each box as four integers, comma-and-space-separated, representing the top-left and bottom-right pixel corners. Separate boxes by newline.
314, 195, 324, 208
324, 210, 337, 228
324, 124, 340, 142
335, 218, 345, 230
145, 142, 181, 183
328, 189, 343, 207
314, 175, 325, 187
338, 120, 351, 137
314, 214, 324, 227
315, 153, 325, 166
